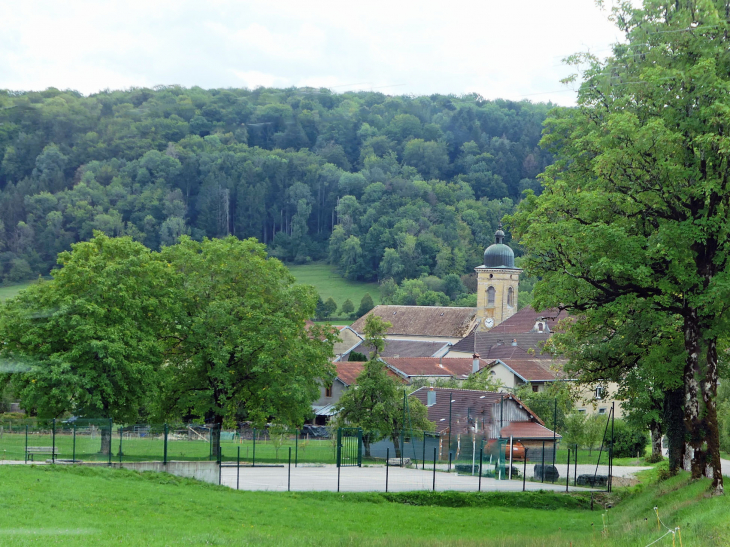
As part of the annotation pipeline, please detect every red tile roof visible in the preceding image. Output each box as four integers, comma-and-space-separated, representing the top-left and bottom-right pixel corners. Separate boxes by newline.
335, 362, 365, 386
383, 357, 491, 379
500, 421, 562, 440
350, 305, 477, 338
335, 361, 403, 386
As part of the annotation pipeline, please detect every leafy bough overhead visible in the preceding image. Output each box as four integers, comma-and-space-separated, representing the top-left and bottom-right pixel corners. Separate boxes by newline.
510, 0, 730, 494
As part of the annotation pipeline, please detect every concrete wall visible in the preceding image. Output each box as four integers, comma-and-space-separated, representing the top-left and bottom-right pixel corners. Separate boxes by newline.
574, 382, 624, 418
82, 461, 219, 484
313, 378, 348, 407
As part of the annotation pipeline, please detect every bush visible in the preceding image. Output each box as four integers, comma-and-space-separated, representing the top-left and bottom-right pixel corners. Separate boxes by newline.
611, 420, 649, 458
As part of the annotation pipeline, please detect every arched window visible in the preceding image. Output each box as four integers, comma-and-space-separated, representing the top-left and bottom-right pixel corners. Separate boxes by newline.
487, 286, 496, 306
507, 287, 514, 307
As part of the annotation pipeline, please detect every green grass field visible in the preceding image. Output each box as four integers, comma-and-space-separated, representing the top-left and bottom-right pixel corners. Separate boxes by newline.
0, 464, 727, 546
0, 431, 338, 465
0, 280, 36, 302
288, 261, 380, 319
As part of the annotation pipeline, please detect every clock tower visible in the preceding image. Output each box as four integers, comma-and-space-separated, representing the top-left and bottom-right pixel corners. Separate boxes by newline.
475, 224, 521, 331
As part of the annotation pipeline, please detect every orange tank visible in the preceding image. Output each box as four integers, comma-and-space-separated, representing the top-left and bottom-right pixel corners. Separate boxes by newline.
486, 440, 526, 462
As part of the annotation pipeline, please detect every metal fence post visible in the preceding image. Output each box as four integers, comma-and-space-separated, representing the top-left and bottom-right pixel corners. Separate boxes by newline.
566, 449, 570, 493
108, 418, 112, 466
163, 424, 168, 465
432, 447, 436, 491
288, 447, 292, 492
574, 443, 578, 487
252, 428, 256, 467
52, 418, 56, 464
448, 451, 452, 472
337, 453, 341, 493
336, 428, 342, 468
523, 448, 528, 492
478, 448, 483, 492
72, 423, 76, 463
541, 441, 545, 483
386, 447, 390, 493
295, 429, 298, 468
218, 446, 222, 485
119, 427, 123, 464
422, 435, 426, 470
25, 425, 28, 464
237, 446, 240, 491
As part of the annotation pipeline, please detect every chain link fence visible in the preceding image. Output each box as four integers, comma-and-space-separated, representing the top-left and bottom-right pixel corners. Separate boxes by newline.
1, 422, 615, 494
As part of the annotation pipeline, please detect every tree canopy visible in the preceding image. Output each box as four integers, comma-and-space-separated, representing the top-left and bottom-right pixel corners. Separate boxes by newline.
510, 0, 730, 493
0, 234, 337, 446
0, 87, 552, 289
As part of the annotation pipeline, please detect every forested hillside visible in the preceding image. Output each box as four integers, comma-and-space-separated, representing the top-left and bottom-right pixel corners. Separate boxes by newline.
0, 86, 552, 287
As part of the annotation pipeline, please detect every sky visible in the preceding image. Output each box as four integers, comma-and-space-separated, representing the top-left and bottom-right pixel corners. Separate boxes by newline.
0, 0, 624, 106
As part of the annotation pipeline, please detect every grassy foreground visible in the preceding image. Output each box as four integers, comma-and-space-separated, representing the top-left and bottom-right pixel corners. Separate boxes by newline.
288, 262, 380, 318
0, 464, 728, 546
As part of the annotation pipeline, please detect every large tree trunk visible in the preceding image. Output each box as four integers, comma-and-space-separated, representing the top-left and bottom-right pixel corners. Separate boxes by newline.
650, 421, 663, 462
663, 387, 685, 473
211, 415, 223, 462
682, 310, 705, 478
702, 339, 724, 495
100, 426, 112, 456
392, 435, 401, 458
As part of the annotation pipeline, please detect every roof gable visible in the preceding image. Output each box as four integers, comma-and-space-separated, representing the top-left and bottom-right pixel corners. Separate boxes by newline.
350, 305, 477, 338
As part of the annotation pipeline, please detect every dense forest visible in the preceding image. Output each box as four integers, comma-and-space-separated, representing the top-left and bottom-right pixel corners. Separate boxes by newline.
0, 86, 552, 296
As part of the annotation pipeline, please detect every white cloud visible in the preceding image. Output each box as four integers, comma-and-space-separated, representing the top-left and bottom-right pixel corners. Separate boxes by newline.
0, 0, 622, 104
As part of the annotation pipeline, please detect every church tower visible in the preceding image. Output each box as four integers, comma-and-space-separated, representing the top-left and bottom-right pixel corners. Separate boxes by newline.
475, 223, 521, 330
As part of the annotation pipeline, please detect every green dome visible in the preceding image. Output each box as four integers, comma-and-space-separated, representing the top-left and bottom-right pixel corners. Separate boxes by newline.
483, 224, 515, 268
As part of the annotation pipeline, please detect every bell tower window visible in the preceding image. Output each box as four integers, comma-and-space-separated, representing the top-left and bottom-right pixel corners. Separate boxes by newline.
487, 286, 496, 307
507, 287, 514, 307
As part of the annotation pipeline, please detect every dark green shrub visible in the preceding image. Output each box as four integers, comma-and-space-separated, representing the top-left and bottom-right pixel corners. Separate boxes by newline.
611, 420, 649, 458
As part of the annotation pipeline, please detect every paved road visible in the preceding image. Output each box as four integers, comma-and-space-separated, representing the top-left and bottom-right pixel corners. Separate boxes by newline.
220, 463, 599, 493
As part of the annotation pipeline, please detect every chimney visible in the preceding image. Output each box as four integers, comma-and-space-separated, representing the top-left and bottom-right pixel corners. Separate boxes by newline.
511, 339, 518, 346
427, 386, 436, 407
472, 353, 480, 374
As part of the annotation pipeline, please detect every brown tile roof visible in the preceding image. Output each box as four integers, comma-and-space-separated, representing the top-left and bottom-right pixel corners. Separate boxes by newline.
383, 357, 491, 380
350, 305, 477, 338
497, 359, 565, 382
344, 339, 450, 360
451, 332, 554, 358
487, 307, 566, 334
409, 387, 505, 434
500, 421, 562, 440
335, 362, 365, 386
335, 361, 403, 386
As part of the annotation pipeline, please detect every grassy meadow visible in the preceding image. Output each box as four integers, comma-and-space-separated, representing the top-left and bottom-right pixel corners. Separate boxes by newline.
0, 280, 36, 302
0, 464, 727, 546
288, 261, 380, 320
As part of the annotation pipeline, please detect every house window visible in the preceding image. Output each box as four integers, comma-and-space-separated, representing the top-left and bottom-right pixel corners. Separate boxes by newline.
532, 384, 539, 393
325, 385, 333, 398
598, 407, 607, 415
487, 286, 496, 307
577, 409, 587, 413
595, 386, 604, 400
507, 287, 514, 307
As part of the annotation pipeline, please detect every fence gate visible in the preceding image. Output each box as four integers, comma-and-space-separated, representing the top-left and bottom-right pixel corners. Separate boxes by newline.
337, 427, 362, 467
